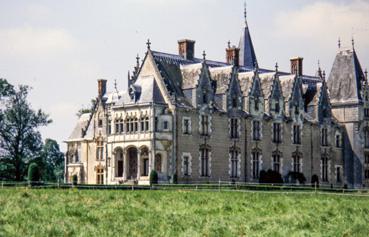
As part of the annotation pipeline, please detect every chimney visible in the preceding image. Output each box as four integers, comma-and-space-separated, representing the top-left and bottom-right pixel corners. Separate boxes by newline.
226, 44, 240, 66
98, 79, 107, 97
178, 39, 195, 60
290, 57, 303, 76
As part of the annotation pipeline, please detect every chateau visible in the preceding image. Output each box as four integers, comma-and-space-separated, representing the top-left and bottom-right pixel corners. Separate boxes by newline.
65, 8, 369, 188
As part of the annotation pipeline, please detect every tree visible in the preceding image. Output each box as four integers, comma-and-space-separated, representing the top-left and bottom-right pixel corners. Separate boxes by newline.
76, 99, 96, 117
28, 163, 41, 183
149, 170, 158, 185
40, 139, 64, 182
0, 81, 51, 181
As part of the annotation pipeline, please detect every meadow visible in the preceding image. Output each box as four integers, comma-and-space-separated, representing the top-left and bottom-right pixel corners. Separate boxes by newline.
0, 188, 368, 236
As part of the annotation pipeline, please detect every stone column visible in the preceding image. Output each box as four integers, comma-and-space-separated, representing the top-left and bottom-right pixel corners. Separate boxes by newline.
137, 150, 141, 180
123, 149, 128, 180
148, 150, 152, 174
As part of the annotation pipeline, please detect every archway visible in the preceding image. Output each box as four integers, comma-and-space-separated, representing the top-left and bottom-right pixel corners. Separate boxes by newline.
140, 147, 149, 176
127, 147, 138, 179
115, 148, 124, 177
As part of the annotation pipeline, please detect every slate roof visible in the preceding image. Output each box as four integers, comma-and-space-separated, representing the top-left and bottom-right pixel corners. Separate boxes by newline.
239, 21, 258, 68
66, 113, 91, 142
327, 49, 365, 104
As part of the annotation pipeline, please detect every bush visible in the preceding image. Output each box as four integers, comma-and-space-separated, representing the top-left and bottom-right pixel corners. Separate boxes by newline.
72, 175, 78, 185
259, 169, 283, 184
149, 170, 158, 185
288, 171, 306, 184
311, 174, 319, 188
28, 163, 41, 185
172, 173, 178, 184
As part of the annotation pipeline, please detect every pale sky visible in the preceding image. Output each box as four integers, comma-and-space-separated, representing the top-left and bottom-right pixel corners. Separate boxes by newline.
0, 0, 368, 151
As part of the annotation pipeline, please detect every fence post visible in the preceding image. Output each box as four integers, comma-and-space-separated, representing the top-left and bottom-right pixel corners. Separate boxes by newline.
218, 179, 221, 192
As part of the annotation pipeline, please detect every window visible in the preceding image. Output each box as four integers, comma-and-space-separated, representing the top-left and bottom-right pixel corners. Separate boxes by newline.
200, 115, 209, 136
336, 167, 341, 183
254, 98, 259, 111
155, 154, 162, 173
200, 147, 210, 177
96, 140, 104, 161
336, 134, 341, 148
272, 153, 281, 173
365, 169, 369, 180
321, 128, 328, 146
230, 149, 239, 178
116, 150, 123, 177
119, 119, 124, 133
273, 123, 281, 143
294, 105, 299, 115
134, 118, 138, 132
96, 167, 104, 184
275, 102, 280, 113
163, 121, 168, 130
183, 156, 190, 176
364, 127, 369, 148
252, 150, 260, 179
145, 117, 149, 131
183, 118, 191, 135
143, 159, 149, 176
203, 93, 207, 104
230, 118, 239, 139
108, 120, 111, 135
155, 117, 158, 132
365, 108, 369, 118
292, 153, 301, 173
126, 119, 130, 133
98, 119, 103, 127
365, 154, 369, 165
232, 97, 237, 108
140, 118, 145, 132
322, 156, 328, 182
293, 125, 301, 144
252, 120, 261, 141
115, 119, 119, 134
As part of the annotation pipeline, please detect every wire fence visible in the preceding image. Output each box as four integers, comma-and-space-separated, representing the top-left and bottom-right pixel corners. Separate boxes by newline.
1, 180, 369, 196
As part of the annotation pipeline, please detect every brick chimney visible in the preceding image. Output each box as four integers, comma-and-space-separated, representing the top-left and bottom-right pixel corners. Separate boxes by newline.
290, 57, 303, 76
178, 39, 195, 60
98, 79, 107, 97
226, 45, 240, 66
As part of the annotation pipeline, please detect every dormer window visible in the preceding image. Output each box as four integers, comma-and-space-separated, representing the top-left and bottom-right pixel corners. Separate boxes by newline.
163, 121, 169, 130
295, 105, 299, 115
98, 119, 103, 127
275, 102, 280, 113
254, 99, 259, 111
203, 93, 207, 104
232, 97, 237, 108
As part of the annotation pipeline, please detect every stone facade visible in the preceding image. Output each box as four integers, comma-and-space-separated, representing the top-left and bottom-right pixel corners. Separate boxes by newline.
65, 11, 367, 188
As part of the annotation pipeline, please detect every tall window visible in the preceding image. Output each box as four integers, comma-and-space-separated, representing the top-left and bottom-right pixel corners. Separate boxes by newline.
183, 118, 190, 135
126, 119, 131, 133
322, 156, 328, 182
252, 150, 260, 179
336, 167, 341, 183
134, 118, 138, 132
119, 119, 124, 133
292, 153, 301, 173
200, 147, 210, 177
232, 97, 237, 108
96, 167, 104, 184
364, 127, 369, 148
321, 128, 328, 146
293, 125, 301, 144
252, 120, 261, 141
230, 149, 239, 178
203, 93, 207, 104
364, 108, 369, 118
115, 119, 119, 134
336, 134, 341, 148
230, 118, 239, 139
96, 140, 104, 160
108, 120, 111, 135
183, 156, 190, 176
272, 153, 281, 173
201, 115, 209, 136
275, 101, 280, 113
144, 117, 149, 131
273, 123, 281, 143
140, 118, 145, 132
254, 98, 259, 111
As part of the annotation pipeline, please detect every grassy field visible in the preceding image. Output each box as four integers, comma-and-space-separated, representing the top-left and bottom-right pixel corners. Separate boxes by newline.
0, 188, 368, 237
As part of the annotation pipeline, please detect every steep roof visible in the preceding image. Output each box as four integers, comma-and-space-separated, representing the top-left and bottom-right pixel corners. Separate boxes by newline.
238, 19, 257, 68
327, 49, 365, 104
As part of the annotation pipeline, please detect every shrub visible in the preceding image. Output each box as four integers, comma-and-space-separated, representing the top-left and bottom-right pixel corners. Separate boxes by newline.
259, 169, 283, 184
149, 170, 158, 185
288, 171, 306, 184
28, 163, 41, 185
72, 175, 78, 185
311, 174, 319, 188
172, 173, 178, 184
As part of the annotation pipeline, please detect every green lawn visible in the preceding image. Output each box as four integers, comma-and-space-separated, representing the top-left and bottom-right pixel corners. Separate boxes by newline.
0, 188, 368, 236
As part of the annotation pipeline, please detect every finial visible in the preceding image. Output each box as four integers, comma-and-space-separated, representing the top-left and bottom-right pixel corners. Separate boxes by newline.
322, 70, 326, 80
202, 50, 206, 60
146, 39, 151, 50
275, 62, 278, 72
318, 60, 321, 69
114, 79, 118, 91
365, 68, 368, 80
136, 54, 140, 64
254, 61, 259, 70
244, 1, 248, 26
352, 37, 355, 50
317, 60, 323, 78
227, 40, 231, 48
338, 37, 341, 49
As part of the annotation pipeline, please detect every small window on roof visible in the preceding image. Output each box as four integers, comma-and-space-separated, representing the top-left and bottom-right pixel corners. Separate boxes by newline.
98, 119, 103, 127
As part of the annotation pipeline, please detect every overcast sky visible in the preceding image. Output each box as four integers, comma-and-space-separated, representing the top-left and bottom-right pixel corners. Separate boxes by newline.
1, 0, 368, 151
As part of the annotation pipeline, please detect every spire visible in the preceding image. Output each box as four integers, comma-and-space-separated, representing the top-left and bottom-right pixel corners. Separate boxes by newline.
338, 37, 341, 49
239, 2, 257, 68
244, 1, 248, 27
114, 79, 118, 93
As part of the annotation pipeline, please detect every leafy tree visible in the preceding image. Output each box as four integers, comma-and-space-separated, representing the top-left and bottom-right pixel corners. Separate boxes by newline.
0, 80, 51, 181
28, 163, 41, 183
39, 139, 64, 182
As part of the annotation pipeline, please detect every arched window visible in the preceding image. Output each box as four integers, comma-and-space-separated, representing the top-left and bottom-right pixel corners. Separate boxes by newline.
155, 154, 162, 173
115, 149, 123, 177
141, 148, 149, 176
